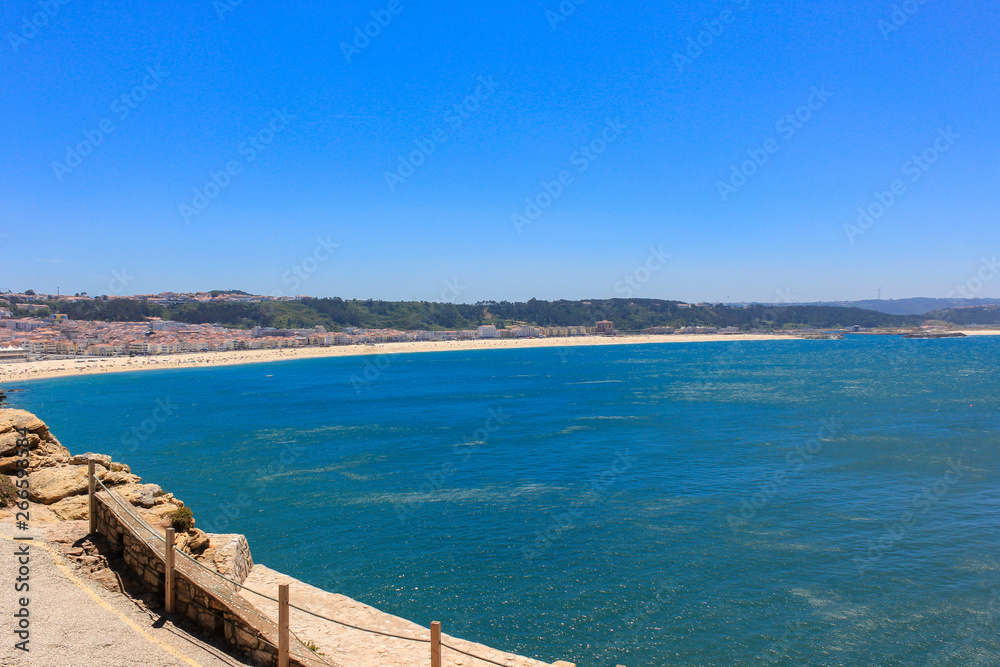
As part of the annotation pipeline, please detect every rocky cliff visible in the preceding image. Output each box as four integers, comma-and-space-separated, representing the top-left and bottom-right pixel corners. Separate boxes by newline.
0, 408, 237, 567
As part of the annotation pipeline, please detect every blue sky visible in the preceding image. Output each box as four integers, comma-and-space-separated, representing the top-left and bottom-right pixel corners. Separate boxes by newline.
2, 0, 998, 303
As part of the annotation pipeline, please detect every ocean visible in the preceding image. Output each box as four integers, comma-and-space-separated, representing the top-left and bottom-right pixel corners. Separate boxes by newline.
11, 335, 1000, 666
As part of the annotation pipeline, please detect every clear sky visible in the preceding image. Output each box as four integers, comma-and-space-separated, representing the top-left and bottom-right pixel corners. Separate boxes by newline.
2, 0, 998, 303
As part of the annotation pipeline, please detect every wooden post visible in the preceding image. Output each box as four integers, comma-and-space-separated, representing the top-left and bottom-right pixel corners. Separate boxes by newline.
431, 621, 442, 667
278, 583, 289, 667
88, 461, 97, 534
164, 528, 175, 614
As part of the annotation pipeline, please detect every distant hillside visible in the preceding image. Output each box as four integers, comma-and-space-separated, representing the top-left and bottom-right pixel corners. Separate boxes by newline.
802, 298, 1000, 316
926, 305, 1000, 325
24, 297, 922, 331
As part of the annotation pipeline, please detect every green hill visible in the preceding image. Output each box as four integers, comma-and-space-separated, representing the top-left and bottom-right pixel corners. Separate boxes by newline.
20, 297, 923, 332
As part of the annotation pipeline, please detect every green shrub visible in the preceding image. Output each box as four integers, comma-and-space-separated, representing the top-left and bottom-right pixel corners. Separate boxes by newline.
0, 475, 17, 508
168, 506, 194, 532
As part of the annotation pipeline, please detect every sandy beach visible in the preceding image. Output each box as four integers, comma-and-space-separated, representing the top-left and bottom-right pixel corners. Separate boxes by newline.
0, 333, 806, 384
2, 330, 997, 384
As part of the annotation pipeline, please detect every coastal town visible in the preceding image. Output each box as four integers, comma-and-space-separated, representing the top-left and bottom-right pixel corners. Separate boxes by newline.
0, 290, 742, 361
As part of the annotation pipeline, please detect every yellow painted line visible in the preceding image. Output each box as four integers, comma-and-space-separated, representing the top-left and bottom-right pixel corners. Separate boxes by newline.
1, 532, 204, 667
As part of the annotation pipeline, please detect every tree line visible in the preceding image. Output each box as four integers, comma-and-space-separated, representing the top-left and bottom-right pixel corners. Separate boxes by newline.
6, 296, 935, 331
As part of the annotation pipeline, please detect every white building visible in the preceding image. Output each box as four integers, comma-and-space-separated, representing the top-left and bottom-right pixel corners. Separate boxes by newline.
0, 345, 27, 360
129, 342, 151, 355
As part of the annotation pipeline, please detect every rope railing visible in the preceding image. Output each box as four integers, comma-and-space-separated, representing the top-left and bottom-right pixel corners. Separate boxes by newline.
92, 474, 562, 667
110, 493, 434, 648
95, 477, 166, 548
166, 594, 341, 667
93, 483, 331, 667
286, 599, 430, 644
440, 640, 513, 667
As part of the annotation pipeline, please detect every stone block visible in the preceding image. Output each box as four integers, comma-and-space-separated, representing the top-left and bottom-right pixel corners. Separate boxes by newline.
198, 611, 215, 629
250, 649, 273, 665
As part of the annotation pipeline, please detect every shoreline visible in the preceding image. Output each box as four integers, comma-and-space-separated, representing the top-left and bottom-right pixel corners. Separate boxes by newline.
1, 333, 799, 383
2, 330, 997, 384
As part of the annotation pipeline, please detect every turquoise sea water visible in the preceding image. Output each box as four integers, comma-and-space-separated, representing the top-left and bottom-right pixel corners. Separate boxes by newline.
10, 336, 1000, 666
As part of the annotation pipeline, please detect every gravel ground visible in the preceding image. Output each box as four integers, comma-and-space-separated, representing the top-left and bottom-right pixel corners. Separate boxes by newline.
0, 518, 254, 667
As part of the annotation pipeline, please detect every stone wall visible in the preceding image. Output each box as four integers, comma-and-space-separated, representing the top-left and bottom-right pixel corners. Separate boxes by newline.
93, 495, 293, 666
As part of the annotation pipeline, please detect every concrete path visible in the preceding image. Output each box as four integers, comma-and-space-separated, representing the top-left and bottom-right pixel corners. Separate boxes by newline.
0, 519, 252, 667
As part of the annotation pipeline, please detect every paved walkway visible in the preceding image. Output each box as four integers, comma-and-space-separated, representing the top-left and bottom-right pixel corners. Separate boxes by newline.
0, 519, 252, 667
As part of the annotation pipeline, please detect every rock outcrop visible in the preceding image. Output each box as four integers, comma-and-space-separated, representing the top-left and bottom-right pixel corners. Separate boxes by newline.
49, 494, 91, 520
28, 465, 90, 504
0, 408, 70, 472
0, 408, 232, 574
70, 452, 112, 468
